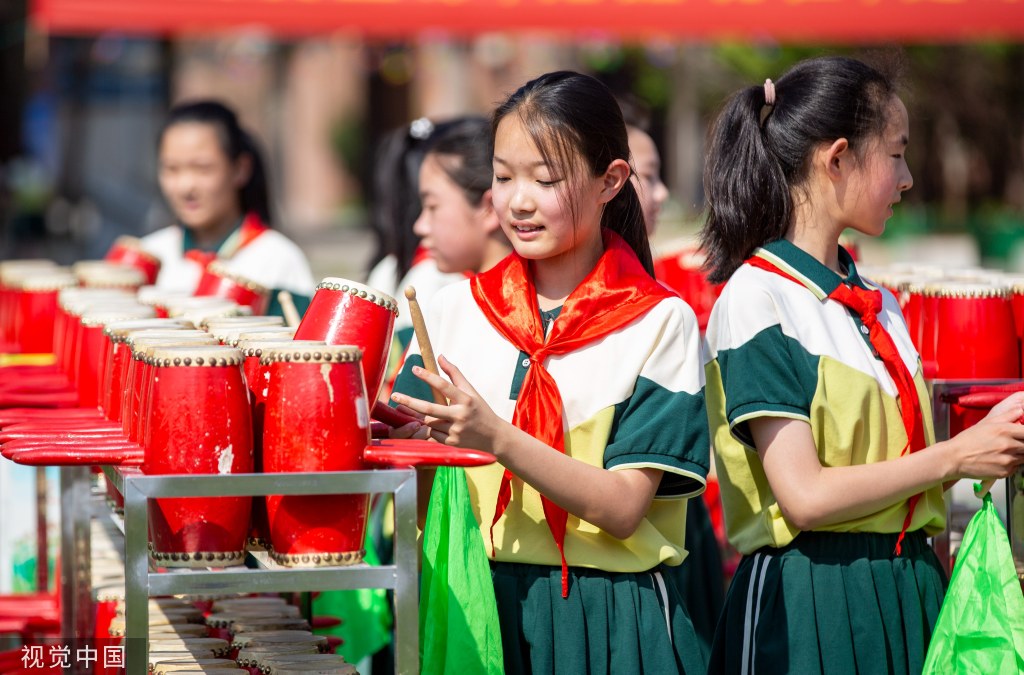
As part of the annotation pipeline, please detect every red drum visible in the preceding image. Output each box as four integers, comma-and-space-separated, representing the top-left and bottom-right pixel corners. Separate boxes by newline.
137, 286, 195, 319
260, 345, 370, 566
202, 315, 284, 331
226, 327, 295, 348
236, 339, 323, 549
104, 235, 162, 285
76, 308, 156, 408
195, 261, 270, 315
72, 261, 146, 291
294, 278, 398, 401
142, 345, 253, 568
102, 319, 194, 420
166, 297, 248, 325
12, 271, 78, 353
900, 281, 928, 362
0, 260, 58, 345
923, 281, 1019, 380
125, 333, 219, 442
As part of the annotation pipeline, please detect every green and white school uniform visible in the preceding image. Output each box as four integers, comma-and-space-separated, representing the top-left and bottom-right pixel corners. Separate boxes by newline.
704, 240, 947, 675
394, 235, 711, 674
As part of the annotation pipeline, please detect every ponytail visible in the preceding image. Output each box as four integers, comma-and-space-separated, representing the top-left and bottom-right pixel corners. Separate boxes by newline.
700, 86, 790, 283
700, 56, 901, 283
602, 179, 654, 275
238, 130, 272, 226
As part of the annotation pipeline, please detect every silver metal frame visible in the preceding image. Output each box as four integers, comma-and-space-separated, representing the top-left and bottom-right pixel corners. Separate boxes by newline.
59, 466, 419, 674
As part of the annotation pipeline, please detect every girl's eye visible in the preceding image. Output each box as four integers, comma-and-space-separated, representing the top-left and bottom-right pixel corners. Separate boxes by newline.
537, 179, 560, 188
494, 176, 510, 183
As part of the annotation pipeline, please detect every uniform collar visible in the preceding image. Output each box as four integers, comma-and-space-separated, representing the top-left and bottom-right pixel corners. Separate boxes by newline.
752, 239, 867, 300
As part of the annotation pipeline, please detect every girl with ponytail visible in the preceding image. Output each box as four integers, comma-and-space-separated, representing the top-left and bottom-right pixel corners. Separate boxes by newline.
701, 55, 1024, 673
142, 99, 315, 311
390, 71, 710, 674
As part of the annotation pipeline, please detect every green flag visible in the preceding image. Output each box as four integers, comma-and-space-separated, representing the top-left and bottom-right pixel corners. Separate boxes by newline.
420, 466, 504, 674
922, 491, 1024, 673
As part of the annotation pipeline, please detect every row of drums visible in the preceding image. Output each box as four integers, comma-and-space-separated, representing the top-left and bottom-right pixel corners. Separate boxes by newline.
0, 270, 402, 569
0, 249, 277, 355
91, 518, 355, 674
865, 265, 1024, 380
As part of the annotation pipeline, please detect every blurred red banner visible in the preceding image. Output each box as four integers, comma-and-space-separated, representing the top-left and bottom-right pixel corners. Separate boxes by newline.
30, 0, 1024, 42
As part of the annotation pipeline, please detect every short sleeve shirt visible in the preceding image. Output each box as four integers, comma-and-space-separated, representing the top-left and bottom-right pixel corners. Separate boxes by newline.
703, 240, 945, 555
392, 280, 711, 572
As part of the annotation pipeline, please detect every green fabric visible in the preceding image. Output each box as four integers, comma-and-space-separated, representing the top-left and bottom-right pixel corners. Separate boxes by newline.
392, 353, 433, 406
420, 466, 504, 674
710, 531, 946, 675
922, 492, 1024, 674
671, 497, 725, 657
491, 560, 707, 675
605, 375, 710, 497
312, 528, 393, 663
716, 324, 820, 448
266, 288, 311, 322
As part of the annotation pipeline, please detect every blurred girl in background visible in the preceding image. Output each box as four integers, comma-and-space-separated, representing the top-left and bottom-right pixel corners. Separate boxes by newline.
143, 100, 315, 312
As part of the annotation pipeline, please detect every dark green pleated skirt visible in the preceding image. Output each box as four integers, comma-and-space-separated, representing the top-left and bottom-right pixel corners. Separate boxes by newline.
672, 496, 726, 656
491, 561, 708, 675
708, 530, 947, 675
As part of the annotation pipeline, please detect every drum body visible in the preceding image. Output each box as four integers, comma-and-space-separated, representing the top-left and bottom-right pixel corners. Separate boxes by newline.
293, 279, 397, 400
925, 282, 1019, 380
195, 262, 270, 315
143, 346, 253, 567
261, 346, 370, 567
105, 236, 162, 285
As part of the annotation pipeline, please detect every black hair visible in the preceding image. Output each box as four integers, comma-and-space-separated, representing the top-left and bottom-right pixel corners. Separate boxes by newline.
366, 116, 470, 285
424, 116, 493, 208
492, 71, 654, 276
700, 55, 902, 283
160, 100, 273, 227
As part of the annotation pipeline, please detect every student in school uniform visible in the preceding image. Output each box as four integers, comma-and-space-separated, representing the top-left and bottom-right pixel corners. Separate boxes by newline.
390, 71, 710, 675
701, 55, 1024, 674
142, 100, 315, 313
625, 115, 726, 657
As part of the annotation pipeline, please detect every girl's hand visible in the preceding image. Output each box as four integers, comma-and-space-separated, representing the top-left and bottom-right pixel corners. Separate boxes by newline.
947, 399, 1024, 480
981, 390, 1024, 424
389, 355, 510, 454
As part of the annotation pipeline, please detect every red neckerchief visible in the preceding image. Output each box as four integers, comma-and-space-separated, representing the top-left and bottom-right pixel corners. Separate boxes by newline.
471, 229, 674, 596
746, 254, 926, 555
183, 212, 269, 269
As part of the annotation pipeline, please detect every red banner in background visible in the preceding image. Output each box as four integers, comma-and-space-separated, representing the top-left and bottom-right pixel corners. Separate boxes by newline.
30, 0, 1024, 42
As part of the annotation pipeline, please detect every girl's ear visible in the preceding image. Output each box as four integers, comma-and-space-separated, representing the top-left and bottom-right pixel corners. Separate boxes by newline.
598, 158, 631, 204
478, 189, 502, 234
821, 138, 849, 183
233, 152, 253, 189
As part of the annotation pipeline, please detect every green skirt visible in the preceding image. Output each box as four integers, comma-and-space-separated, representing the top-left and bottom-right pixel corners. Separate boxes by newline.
708, 530, 947, 675
672, 495, 726, 655
491, 561, 707, 675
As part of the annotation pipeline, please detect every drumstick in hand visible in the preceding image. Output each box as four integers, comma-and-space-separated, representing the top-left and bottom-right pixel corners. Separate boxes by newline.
405, 286, 446, 405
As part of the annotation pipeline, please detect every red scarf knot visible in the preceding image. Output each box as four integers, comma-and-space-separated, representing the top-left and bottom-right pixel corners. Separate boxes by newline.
748, 254, 926, 556
472, 230, 673, 597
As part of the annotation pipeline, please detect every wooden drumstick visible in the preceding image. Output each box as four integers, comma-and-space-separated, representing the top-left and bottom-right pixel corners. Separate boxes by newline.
277, 290, 301, 328
975, 478, 996, 499
405, 286, 446, 405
